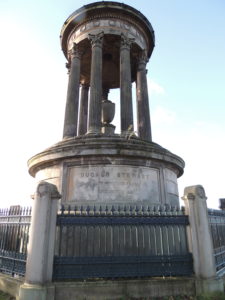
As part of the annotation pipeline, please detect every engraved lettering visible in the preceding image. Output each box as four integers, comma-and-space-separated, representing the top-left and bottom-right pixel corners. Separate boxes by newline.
67, 165, 159, 203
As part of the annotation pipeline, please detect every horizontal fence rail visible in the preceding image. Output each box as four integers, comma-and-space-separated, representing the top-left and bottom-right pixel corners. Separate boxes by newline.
208, 208, 225, 274
54, 205, 193, 280
0, 206, 31, 276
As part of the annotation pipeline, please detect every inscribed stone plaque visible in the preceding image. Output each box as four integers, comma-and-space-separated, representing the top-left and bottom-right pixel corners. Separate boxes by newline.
65, 165, 160, 204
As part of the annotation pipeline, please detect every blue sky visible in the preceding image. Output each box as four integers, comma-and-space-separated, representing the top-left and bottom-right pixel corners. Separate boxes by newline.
0, 0, 224, 208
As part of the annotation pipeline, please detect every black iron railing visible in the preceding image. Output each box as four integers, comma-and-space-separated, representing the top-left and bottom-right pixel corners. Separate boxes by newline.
53, 205, 193, 280
208, 208, 225, 273
0, 206, 31, 276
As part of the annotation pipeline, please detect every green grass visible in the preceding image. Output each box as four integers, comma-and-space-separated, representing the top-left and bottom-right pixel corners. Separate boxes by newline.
152, 293, 225, 300
1, 290, 224, 300
0, 291, 15, 300
119, 293, 225, 300
196, 291, 225, 300
152, 294, 225, 300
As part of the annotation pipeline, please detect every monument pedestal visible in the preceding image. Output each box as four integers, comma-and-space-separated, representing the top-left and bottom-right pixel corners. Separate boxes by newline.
28, 135, 184, 208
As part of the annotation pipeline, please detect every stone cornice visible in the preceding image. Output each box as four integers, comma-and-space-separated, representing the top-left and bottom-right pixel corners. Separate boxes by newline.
60, 2, 155, 59
28, 136, 185, 178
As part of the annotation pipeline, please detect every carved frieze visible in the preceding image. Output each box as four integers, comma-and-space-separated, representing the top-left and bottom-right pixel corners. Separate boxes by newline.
68, 18, 147, 51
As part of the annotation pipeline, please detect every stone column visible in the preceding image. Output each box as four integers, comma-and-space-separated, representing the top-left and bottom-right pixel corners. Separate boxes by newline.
19, 182, 61, 300
87, 32, 104, 134
120, 33, 134, 135
77, 84, 89, 135
182, 185, 216, 279
63, 43, 81, 138
136, 50, 152, 141
182, 185, 224, 293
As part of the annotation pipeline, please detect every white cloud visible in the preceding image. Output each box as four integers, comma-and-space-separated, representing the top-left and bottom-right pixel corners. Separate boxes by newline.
147, 78, 165, 96
151, 105, 176, 125
0, 17, 66, 207
151, 112, 225, 209
174, 121, 225, 209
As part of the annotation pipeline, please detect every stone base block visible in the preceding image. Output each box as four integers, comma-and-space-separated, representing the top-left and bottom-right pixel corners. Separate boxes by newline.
0, 273, 22, 299
1, 274, 225, 300
18, 283, 55, 300
196, 277, 224, 294
53, 278, 195, 300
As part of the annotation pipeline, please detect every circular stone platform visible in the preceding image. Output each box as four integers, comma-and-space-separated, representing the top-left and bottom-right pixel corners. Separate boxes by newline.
28, 136, 184, 207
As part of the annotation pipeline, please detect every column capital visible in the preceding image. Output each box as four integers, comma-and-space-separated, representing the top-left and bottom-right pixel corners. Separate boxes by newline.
36, 181, 61, 200
69, 42, 83, 59
137, 50, 149, 70
182, 185, 207, 202
88, 32, 104, 48
120, 33, 134, 50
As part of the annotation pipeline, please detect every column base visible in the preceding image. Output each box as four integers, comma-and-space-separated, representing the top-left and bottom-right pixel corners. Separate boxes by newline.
86, 127, 102, 135
196, 277, 224, 295
19, 283, 55, 300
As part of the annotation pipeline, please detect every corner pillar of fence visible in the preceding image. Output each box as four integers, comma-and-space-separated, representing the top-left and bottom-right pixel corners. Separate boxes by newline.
19, 181, 61, 300
182, 185, 223, 293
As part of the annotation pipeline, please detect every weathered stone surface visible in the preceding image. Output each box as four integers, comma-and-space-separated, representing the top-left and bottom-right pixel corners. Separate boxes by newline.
53, 278, 196, 300
60, 2, 155, 88
25, 182, 61, 285
28, 136, 184, 207
182, 185, 216, 279
120, 33, 134, 134
65, 165, 160, 204
0, 273, 22, 298
77, 84, 89, 136
63, 43, 81, 138
136, 50, 152, 141
87, 32, 103, 134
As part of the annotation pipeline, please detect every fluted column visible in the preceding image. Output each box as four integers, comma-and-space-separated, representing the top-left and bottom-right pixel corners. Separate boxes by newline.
136, 50, 152, 141
77, 84, 89, 135
87, 32, 104, 134
120, 33, 134, 134
63, 43, 81, 138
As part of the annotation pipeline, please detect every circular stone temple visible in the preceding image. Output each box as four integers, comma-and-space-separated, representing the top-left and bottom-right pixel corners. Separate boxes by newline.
61, 1, 155, 139
28, 2, 184, 208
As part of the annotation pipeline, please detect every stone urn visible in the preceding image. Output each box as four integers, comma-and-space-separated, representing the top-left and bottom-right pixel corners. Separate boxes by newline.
101, 99, 115, 125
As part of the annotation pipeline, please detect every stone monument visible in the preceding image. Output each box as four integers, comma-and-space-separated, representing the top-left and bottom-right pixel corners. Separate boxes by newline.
28, 1, 184, 208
